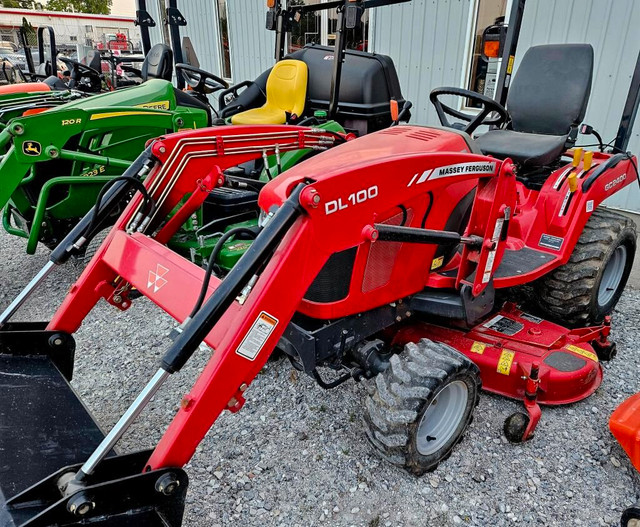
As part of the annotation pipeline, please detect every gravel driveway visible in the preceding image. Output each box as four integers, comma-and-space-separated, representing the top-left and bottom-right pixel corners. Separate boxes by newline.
1, 227, 639, 527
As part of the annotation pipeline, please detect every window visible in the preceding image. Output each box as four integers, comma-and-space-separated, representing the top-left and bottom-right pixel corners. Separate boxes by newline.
217, 0, 232, 79
287, 0, 369, 54
465, 0, 508, 106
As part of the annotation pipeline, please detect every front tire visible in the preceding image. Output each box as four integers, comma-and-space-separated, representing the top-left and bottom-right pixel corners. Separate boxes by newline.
622, 503, 640, 527
363, 339, 480, 476
536, 208, 636, 327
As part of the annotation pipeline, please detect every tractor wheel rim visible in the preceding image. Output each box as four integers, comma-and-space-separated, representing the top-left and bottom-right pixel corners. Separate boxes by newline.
416, 380, 468, 456
598, 245, 627, 307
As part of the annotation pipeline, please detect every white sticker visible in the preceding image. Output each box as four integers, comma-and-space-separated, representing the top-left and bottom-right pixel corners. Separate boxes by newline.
147, 264, 169, 293
586, 200, 594, 213
236, 311, 278, 361
558, 189, 571, 217
553, 167, 573, 190
482, 218, 504, 283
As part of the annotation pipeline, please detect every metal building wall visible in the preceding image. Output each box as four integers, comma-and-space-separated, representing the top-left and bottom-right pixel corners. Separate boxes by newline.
370, 0, 474, 127
144, 1, 166, 49
226, 0, 276, 83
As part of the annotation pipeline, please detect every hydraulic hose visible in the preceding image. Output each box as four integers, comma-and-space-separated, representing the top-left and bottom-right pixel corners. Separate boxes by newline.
188, 226, 259, 319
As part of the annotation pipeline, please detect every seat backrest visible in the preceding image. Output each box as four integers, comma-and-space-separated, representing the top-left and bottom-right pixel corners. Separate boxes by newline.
265, 59, 307, 116
507, 44, 593, 136
141, 43, 173, 82
86, 49, 101, 72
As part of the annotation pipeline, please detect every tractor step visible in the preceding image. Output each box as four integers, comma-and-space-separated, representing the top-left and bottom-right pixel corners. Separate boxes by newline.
493, 246, 557, 282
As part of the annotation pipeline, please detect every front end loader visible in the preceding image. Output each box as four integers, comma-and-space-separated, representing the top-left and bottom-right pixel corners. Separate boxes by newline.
0, 112, 629, 524
0, 78, 211, 254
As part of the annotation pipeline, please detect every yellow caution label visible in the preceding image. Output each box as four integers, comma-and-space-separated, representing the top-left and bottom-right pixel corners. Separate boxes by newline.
497, 349, 515, 375
136, 100, 170, 110
566, 344, 598, 362
431, 255, 444, 270
507, 55, 515, 74
470, 341, 486, 354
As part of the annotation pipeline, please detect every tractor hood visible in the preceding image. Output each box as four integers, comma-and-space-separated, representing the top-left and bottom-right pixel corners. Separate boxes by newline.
259, 125, 481, 210
55, 78, 178, 112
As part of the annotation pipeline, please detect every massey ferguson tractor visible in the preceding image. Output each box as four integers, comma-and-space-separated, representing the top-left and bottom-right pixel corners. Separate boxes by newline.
0, 41, 638, 525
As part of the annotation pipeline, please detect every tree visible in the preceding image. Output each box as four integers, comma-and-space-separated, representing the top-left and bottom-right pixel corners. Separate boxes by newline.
46, 0, 112, 14
0, 0, 43, 8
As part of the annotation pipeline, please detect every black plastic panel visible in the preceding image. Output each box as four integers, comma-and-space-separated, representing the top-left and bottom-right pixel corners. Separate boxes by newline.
304, 247, 357, 303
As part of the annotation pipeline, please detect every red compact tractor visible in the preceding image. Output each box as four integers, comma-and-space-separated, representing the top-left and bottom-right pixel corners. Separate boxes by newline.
0, 43, 638, 525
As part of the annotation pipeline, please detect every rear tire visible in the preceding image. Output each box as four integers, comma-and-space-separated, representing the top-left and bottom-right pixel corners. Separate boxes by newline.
535, 208, 636, 327
363, 339, 480, 476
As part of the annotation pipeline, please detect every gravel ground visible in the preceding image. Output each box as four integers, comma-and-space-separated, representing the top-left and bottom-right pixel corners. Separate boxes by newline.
2, 227, 640, 527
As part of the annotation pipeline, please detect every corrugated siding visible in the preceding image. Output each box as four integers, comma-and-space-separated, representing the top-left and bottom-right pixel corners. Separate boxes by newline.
145, 0, 225, 77
227, 0, 275, 84
370, 0, 473, 126
513, 0, 640, 211
144, 0, 166, 48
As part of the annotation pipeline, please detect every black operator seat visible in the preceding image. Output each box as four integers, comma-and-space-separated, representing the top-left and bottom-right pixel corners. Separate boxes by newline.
141, 43, 174, 81
475, 44, 594, 167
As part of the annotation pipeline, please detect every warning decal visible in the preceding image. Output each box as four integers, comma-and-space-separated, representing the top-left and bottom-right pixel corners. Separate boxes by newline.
431, 255, 444, 270
566, 344, 598, 363
497, 349, 515, 375
470, 342, 486, 354
236, 311, 278, 361
483, 314, 524, 336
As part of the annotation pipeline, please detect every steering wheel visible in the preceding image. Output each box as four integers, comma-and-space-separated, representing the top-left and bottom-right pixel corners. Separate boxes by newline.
175, 63, 229, 94
59, 57, 102, 89
429, 87, 509, 135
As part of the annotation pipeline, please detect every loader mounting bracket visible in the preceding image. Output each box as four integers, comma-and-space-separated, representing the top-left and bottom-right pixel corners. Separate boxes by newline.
4, 450, 188, 527
0, 321, 75, 381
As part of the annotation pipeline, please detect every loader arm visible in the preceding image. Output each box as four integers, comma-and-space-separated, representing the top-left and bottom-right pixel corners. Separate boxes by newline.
0, 106, 199, 211
46, 125, 516, 472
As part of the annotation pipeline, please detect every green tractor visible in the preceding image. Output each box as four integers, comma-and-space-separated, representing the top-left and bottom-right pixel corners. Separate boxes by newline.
0, 42, 224, 254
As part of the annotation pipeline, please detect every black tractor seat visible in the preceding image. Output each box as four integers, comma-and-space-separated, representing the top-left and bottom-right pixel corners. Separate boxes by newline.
475, 44, 594, 168
141, 43, 173, 82
476, 129, 568, 166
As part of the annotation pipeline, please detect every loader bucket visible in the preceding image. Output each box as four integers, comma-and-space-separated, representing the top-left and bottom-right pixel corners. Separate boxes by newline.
0, 324, 188, 526
610, 392, 640, 472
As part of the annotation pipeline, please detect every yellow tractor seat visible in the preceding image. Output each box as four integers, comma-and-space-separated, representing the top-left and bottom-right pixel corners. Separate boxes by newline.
231, 59, 308, 125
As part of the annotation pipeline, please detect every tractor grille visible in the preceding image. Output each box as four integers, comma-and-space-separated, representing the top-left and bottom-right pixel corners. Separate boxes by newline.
304, 247, 358, 303
362, 208, 413, 293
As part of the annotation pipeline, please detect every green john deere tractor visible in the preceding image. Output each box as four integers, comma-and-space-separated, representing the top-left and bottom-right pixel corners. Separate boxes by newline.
0, 43, 221, 254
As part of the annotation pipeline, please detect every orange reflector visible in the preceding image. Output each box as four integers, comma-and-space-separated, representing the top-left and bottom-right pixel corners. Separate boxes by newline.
22, 107, 49, 116
610, 392, 640, 472
390, 99, 399, 122
266, 0, 275, 7
483, 41, 500, 59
